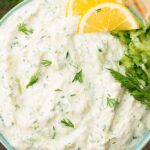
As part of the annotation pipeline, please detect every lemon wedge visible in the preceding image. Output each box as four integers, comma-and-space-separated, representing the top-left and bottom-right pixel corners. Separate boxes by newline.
77, 2, 139, 33
66, 0, 123, 16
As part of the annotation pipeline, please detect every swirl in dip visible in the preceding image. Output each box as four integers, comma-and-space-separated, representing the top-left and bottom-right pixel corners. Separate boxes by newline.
0, 0, 149, 149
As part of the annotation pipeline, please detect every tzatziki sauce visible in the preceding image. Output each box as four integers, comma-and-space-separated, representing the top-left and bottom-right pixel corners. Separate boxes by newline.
0, 0, 149, 150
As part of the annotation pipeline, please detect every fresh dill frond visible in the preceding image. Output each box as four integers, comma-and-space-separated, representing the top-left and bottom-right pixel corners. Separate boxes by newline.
41, 60, 52, 67
72, 70, 83, 83
61, 119, 74, 128
16, 79, 22, 94
26, 73, 39, 88
18, 23, 33, 35
107, 96, 119, 108
109, 69, 150, 109
55, 89, 62, 92
52, 126, 56, 139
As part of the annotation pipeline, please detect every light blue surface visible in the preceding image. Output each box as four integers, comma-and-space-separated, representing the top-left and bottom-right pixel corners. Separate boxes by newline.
0, 0, 150, 149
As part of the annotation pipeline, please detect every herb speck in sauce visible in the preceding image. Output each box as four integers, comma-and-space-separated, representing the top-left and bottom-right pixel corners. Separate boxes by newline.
26, 73, 39, 88
98, 48, 102, 52
72, 70, 83, 83
52, 126, 56, 139
18, 23, 33, 35
96, 8, 101, 12
16, 79, 22, 94
41, 60, 52, 67
70, 94, 76, 97
61, 119, 74, 128
66, 51, 69, 59
107, 96, 119, 108
55, 89, 62, 92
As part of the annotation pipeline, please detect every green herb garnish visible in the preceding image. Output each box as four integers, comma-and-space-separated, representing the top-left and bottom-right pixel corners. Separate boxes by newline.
16, 79, 22, 94
41, 60, 52, 67
96, 8, 101, 12
109, 69, 150, 109
18, 23, 33, 35
55, 89, 62, 92
70, 94, 76, 97
66, 51, 69, 59
26, 73, 39, 88
98, 48, 102, 52
72, 70, 83, 83
107, 96, 119, 108
110, 25, 150, 109
61, 119, 74, 128
52, 126, 56, 139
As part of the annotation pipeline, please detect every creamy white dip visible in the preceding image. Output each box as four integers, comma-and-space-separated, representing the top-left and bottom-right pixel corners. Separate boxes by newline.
0, 0, 149, 150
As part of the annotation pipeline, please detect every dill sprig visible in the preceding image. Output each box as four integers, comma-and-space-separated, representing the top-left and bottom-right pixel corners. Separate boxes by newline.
18, 23, 33, 35
72, 70, 83, 83
109, 69, 150, 109
26, 73, 39, 88
107, 96, 119, 108
61, 119, 74, 128
41, 60, 52, 67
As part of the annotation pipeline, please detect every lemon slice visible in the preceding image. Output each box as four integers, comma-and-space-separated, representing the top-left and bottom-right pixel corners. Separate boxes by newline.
66, 0, 123, 16
78, 2, 139, 33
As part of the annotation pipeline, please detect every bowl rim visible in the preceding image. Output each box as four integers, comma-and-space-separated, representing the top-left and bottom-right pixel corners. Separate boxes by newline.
0, 0, 150, 150
0, 1, 31, 149
0, 0, 31, 26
